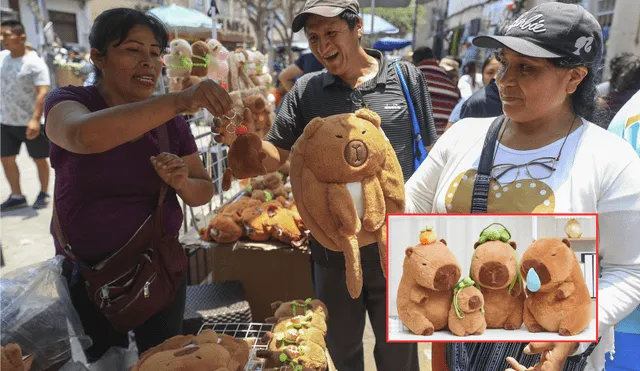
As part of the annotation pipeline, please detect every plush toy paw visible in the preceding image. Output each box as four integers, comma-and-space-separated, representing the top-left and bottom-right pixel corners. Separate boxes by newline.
422, 325, 435, 336
527, 324, 544, 333
504, 323, 519, 331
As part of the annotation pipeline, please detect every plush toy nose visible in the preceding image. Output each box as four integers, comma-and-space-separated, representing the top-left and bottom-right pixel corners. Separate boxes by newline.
344, 140, 368, 167
526, 268, 541, 292
468, 295, 482, 310
479, 261, 509, 287
434, 264, 460, 290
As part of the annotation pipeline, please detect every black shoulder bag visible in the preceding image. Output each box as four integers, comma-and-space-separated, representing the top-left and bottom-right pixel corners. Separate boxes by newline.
470, 115, 505, 213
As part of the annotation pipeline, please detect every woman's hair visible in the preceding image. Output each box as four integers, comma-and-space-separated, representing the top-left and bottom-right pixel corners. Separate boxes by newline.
463, 61, 478, 88
481, 54, 497, 73
548, 56, 608, 126
89, 8, 169, 84
608, 53, 640, 93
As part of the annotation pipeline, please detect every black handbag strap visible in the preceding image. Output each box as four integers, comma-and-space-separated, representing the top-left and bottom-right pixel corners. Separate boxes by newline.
53, 124, 171, 263
470, 116, 505, 214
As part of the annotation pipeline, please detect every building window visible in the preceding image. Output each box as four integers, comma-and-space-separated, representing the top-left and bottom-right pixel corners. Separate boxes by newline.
48, 10, 78, 44
596, 0, 616, 27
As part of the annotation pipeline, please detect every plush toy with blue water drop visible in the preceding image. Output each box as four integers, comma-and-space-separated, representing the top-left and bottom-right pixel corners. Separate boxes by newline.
520, 238, 592, 336
470, 223, 525, 330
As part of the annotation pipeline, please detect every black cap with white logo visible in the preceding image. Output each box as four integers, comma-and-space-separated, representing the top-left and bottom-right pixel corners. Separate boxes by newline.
292, 0, 360, 33
473, 2, 603, 65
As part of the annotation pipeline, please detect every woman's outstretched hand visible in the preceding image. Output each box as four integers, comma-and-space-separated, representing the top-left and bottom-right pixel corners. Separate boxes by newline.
151, 152, 189, 191
177, 79, 233, 117
505, 342, 578, 371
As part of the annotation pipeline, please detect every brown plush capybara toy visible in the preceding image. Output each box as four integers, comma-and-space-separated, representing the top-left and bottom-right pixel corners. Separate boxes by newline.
208, 213, 243, 243
267, 327, 326, 351
470, 239, 525, 330
266, 299, 328, 323
289, 109, 405, 299
222, 133, 268, 191
1, 343, 33, 371
520, 238, 592, 336
397, 239, 462, 335
131, 329, 249, 371
256, 343, 327, 371
273, 311, 328, 335
448, 278, 487, 336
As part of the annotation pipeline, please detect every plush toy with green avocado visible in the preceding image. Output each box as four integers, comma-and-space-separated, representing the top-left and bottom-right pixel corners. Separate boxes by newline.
448, 277, 487, 336
470, 223, 525, 330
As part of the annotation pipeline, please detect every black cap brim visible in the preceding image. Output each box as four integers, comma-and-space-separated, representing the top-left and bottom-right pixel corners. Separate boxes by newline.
292, 6, 346, 33
473, 35, 562, 59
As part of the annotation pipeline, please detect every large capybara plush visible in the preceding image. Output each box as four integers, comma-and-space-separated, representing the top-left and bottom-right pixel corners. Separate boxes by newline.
289, 108, 405, 299
397, 239, 462, 335
470, 239, 525, 330
520, 238, 592, 336
448, 280, 487, 337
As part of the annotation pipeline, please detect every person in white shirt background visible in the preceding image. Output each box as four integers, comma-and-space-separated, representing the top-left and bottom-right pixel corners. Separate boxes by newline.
405, 3, 640, 371
0, 20, 52, 211
457, 60, 484, 99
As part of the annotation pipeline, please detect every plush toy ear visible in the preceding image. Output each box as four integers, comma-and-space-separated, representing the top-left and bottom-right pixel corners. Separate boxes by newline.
474, 241, 482, 249
303, 117, 325, 139
440, 239, 447, 246
562, 238, 572, 249
355, 108, 381, 128
509, 241, 517, 250
405, 247, 414, 258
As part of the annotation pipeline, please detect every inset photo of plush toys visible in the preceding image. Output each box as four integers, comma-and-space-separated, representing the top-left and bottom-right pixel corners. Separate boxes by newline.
387, 214, 599, 342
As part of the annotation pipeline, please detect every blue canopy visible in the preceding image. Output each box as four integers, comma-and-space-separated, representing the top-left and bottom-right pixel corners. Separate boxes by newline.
361, 14, 399, 35
148, 4, 220, 32
372, 37, 412, 51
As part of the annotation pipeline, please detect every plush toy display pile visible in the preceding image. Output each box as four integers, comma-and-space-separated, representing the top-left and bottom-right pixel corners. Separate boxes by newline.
289, 108, 406, 299
131, 330, 250, 371
396, 224, 593, 337
199, 171, 310, 249
255, 299, 330, 371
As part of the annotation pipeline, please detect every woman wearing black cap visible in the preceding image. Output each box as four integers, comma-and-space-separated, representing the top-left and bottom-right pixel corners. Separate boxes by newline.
405, 2, 640, 371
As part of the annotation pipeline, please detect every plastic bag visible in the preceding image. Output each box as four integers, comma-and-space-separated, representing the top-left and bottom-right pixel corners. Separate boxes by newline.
1, 256, 92, 371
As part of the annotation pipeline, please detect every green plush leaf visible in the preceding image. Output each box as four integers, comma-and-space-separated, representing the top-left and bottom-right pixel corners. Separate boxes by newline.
280, 353, 288, 363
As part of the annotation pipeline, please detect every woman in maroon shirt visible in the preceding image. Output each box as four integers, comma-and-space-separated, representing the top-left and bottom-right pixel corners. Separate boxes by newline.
44, 8, 232, 361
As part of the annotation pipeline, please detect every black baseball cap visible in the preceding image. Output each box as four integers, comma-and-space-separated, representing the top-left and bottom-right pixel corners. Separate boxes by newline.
292, 0, 360, 33
473, 2, 602, 65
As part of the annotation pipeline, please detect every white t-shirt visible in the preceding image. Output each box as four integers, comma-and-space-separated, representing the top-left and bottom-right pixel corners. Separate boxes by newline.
405, 116, 640, 368
0, 50, 50, 126
457, 73, 483, 99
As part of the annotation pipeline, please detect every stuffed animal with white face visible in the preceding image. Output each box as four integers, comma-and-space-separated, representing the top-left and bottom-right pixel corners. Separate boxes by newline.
164, 39, 192, 78
207, 39, 230, 82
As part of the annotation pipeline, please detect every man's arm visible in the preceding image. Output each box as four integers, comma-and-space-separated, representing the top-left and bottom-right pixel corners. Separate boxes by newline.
278, 64, 303, 92
32, 85, 49, 122
262, 78, 304, 171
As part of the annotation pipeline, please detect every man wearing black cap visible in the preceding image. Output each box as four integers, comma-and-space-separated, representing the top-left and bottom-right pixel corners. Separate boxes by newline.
226, 0, 437, 369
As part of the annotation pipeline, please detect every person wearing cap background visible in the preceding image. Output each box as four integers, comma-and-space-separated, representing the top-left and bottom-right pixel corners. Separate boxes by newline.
439, 56, 460, 85
404, 2, 640, 371
213, 0, 437, 369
